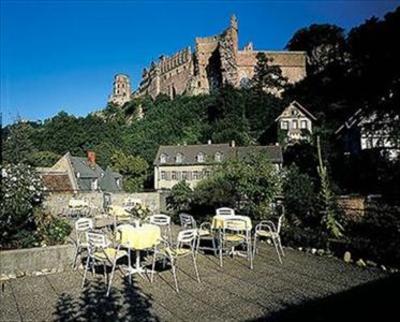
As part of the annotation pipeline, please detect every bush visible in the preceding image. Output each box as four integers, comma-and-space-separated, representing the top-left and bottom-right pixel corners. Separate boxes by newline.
1, 163, 44, 247
167, 180, 193, 213
34, 211, 72, 246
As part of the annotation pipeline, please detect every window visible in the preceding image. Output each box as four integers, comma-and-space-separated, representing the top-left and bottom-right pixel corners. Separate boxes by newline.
182, 171, 189, 180
301, 120, 307, 129
160, 153, 167, 164
203, 170, 211, 178
281, 121, 288, 130
161, 171, 166, 180
91, 179, 98, 191
196, 152, 205, 163
293, 120, 298, 129
215, 152, 223, 162
171, 171, 177, 180
176, 153, 183, 163
192, 171, 201, 180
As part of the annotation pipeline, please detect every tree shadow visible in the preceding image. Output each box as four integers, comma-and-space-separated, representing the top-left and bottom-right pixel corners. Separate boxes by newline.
249, 273, 400, 322
53, 274, 159, 322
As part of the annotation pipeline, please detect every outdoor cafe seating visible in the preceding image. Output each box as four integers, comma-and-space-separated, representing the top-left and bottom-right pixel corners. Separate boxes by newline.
73, 204, 285, 295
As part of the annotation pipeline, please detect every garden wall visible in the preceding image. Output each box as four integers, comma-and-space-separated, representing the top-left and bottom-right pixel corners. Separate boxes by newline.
43, 191, 166, 217
0, 244, 75, 276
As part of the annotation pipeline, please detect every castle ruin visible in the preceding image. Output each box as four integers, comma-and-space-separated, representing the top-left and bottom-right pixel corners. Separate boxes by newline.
108, 15, 306, 104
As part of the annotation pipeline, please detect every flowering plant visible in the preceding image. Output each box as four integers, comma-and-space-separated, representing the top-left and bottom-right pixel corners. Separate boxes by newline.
1, 163, 44, 247
128, 202, 151, 221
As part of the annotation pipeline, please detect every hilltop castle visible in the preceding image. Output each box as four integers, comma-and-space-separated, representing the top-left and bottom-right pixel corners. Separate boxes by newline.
108, 15, 306, 105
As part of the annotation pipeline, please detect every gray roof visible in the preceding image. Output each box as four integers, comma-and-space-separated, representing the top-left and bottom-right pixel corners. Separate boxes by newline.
154, 143, 283, 166
68, 155, 122, 192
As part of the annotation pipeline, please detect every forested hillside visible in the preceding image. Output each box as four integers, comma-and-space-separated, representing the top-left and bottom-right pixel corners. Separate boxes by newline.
2, 7, 399, 195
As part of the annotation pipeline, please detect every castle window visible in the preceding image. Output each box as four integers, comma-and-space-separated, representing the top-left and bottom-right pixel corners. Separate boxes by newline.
160, 153, 167, 164
161, 171, 166, 180
293, 120, 298, 129
281, 121, 288, 130
301, 120, 308, 129
192, 171, 201, 180
176, 153, 183, 163
215, 152, 223, 162
182, 171, 189, 180
196, 152, 205, 163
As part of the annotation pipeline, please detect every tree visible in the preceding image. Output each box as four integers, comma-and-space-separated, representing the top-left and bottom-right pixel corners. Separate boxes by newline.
252, 52, 288, 93
110, 150, 148, 192
28, 151, 60, 167
167, 181, 193, 213
193, 153, 282, 220
286, 24, 346, 74
2, 121, 37, 164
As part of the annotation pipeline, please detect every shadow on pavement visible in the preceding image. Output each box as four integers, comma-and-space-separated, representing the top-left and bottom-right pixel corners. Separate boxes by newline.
250, 273, 400, 322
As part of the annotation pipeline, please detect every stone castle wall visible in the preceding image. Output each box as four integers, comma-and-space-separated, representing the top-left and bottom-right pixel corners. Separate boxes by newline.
132, 16, 306, 100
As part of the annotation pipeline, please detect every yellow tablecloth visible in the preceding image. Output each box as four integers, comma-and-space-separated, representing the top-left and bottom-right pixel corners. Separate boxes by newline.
211, 215, 252, 231
117, 224, 161, 250
68, 199, 89, 208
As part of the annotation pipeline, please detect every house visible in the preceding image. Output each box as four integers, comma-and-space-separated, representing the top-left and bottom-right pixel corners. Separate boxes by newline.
275, 101, 317, 144
335, 109, 400, 160
153, 141, 283, 190
37, 151, 123, 192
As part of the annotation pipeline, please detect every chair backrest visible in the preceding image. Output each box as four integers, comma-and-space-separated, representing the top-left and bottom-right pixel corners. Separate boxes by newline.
75, 218, 93, 232
149, 214, 171, 226
86, 232, 109, 254
223, 218, 249, 234
179, 213, 196, 229
177, 229, 197, 250
216, 207, 235, 216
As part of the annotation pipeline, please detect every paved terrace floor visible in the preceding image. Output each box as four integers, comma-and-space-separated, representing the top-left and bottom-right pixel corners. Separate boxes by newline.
1, 243, 398, 322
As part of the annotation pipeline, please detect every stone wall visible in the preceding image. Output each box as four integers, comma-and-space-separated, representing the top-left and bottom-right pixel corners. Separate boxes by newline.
337, 195, 366, 222
0, 245, 75, 276
43, 191, 163, 217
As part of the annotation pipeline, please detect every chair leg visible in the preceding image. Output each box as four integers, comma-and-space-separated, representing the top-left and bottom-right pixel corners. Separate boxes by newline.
81, 255, 91, 288
170, 258, 179, 293
150, 253, 157, 283
219, 241, 223, 268
103, 262, 107, 281
272, 237, 283, 264
253, 236, 257, 260
106, 256, 118, 297
192, 252, 201, 283
211, 236, 217, 256
248, 238, 253, 270
127, 249, 132, 285
72, 246, 79, 270
277, 236, 285, 257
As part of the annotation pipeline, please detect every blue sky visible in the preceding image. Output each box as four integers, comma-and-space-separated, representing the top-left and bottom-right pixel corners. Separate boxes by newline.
1, 0, 399, 125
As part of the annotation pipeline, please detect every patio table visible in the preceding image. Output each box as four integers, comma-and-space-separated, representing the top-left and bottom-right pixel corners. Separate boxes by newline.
211, 215, 252, 230
116, 224, 161, 277
211, 215, 252, 258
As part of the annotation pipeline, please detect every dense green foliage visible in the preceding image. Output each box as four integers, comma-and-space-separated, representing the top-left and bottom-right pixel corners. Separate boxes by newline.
168, 154, 282, 221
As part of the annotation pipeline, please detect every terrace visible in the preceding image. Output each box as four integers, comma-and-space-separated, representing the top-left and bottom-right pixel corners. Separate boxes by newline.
1, 235, 397, 322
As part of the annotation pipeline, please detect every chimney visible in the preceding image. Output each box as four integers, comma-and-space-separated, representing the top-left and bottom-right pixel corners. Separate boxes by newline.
231, 140, 236, 147
87, 150, 96, 165
208, 139, 212, 145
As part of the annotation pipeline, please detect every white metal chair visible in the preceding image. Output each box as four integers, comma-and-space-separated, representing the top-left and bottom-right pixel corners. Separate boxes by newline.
216, 207, 235, 216
179, 213, 197, 229
179, 213, 217, 255
253, 214, 285, 264
149, 214, 172, 243
72, 218, 93, 270
82, 231, 127, 296
151, 229, 200, 293
219, 218, 253, 269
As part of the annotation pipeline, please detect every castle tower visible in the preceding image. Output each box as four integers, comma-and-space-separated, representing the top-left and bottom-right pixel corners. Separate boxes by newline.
108, 74, 131, 106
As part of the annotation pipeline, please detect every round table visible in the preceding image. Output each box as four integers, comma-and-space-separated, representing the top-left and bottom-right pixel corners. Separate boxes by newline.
116, 224, 161, 277
211, 215, 252, 231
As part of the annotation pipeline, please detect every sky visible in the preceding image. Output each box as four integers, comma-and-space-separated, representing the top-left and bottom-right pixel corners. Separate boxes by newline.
1, 0, 399, 125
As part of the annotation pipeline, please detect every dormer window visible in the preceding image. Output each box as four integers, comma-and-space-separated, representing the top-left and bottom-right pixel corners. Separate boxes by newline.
196, 152, 205, 163
160, 153, 167, 164
215, 152, 223, 162
176, 153, 183, 163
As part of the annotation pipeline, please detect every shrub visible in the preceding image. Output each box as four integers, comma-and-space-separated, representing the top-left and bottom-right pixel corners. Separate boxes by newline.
35, 211, 72, 246
167, 180, 193, 213
1, 163, 44, 247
